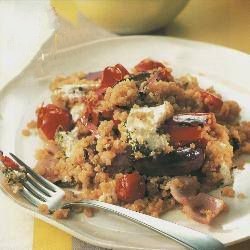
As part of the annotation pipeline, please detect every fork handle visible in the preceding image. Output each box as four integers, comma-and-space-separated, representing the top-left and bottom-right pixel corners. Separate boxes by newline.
62, 200, 224, 250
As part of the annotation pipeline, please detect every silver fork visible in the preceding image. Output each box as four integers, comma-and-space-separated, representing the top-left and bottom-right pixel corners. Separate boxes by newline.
9, 153, 224, 250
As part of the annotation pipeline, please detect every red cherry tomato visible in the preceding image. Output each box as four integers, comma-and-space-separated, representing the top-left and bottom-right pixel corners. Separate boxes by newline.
116, 172, 145, 203
168, 126, 202, 146
200, 91, 223, 112
37, 104, 72, 140
134, 59, 165, 72
115, 64, 130, 77
0, 156, 19, 170
96, 64, 129, 95
163, 119, 203, 146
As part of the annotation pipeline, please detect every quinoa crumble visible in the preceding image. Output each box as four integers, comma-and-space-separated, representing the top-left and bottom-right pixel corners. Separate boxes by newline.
1, 59, 250, 224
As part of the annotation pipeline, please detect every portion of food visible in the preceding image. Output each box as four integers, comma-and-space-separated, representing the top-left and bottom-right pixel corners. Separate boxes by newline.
1, 59, 250, 224
0, 152, 27, 193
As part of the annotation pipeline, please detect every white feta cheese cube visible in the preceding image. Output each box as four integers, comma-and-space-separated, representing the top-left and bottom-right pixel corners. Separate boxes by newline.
126, 101, 173, 152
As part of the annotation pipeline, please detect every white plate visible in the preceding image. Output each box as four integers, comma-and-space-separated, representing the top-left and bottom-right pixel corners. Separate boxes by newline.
0, 36, 250, 249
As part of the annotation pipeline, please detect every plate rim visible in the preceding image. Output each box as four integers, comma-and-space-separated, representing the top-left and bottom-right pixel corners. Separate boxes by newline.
1, 35, 249, 92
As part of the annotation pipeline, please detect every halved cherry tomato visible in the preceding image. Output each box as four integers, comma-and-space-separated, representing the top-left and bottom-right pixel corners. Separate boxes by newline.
37, 104, 72, 140
96, 64, 129, 95
134, 59, 165, 72
115, 64, 130, 77
116, 172, 145, 203
168, 126, 202, 146
200, 91, 223, 112
79, 64, 128, 134
0, 156, 19, 170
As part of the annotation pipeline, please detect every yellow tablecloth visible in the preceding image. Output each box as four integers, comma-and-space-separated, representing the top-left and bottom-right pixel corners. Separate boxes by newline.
164, 0, 250, 54
34, 0, 250, 249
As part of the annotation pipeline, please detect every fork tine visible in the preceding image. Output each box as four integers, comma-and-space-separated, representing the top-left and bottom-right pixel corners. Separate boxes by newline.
22, 181, 47, 202
20, 188, 41, 207
27, 176, 51, 197
9, 153, 56, 192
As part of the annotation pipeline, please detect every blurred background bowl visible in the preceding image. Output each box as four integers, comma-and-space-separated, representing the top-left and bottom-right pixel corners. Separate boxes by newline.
75, 0, 189, 34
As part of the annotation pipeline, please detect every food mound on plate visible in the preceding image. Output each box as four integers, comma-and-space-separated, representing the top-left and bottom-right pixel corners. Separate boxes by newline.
1, 59, 250, 224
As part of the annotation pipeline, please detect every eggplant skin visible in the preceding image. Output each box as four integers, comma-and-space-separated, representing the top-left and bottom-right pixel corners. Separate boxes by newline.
104, 152, 132, 174
133, 147, 205, 176
106, 147, 205, 177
